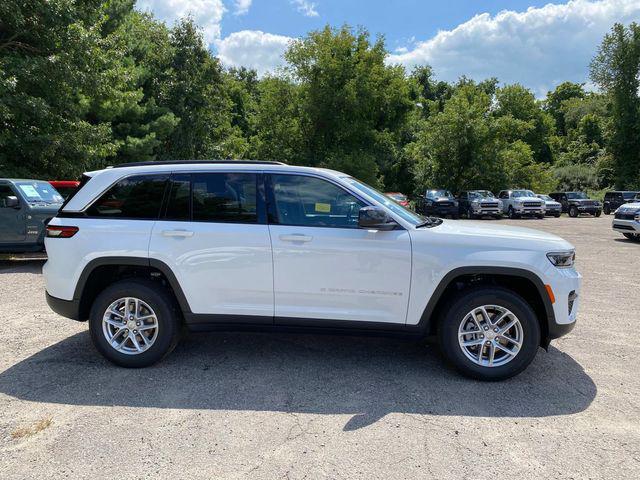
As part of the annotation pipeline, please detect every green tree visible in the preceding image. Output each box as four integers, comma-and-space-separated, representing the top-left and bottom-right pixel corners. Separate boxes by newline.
591, 22, 640, 188
284, 25, 413, 185
545, 82, 585, 135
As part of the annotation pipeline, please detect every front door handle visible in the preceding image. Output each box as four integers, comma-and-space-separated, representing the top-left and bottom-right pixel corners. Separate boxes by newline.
162, 229, 194, 238
279, 234, 313, 242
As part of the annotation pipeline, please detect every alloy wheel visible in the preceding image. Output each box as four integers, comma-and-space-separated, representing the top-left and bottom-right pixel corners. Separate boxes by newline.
457, 305, 523, 368
102, 297, 159, 355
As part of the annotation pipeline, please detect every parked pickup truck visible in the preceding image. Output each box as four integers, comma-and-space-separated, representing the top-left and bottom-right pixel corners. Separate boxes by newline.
498, 190, 545, 219
0, 179, 64, 253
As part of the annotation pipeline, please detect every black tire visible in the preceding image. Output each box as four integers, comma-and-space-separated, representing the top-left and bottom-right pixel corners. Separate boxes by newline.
554, 213, 561, 218
595, 210, 602, 218
467, 207, 476, 219
508, 207, 519, 219
623, 233, 640, 241
604, 205, 610, 215
537, 214, 545, 219
568, 206, 579, 218
438, 287, 541, 381
452, 214, 460, 220
89, 279, 181, 368
493, 214, 502, 220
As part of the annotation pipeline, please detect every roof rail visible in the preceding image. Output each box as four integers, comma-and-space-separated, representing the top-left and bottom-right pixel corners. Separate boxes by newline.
109, 160, 285, 169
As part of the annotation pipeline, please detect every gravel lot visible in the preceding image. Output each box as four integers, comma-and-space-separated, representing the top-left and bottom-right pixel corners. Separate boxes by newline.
0, 215, 638, 479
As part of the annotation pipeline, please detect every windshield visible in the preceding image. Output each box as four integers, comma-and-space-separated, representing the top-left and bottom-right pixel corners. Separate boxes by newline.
426, 189, 453, 199
537, 194, 553, 201
511, 190, 536, 198
470, 190, 495, 199
346, 178, 425, 226
566, 192, 588, 199
15, 181, 63, 204
622, 191, 637, 200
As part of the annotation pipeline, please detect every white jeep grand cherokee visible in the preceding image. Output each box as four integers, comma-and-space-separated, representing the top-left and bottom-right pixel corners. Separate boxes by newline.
44, 161, 581, 380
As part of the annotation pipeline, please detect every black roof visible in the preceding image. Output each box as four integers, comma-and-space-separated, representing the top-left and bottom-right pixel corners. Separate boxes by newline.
109, 160, 285, 169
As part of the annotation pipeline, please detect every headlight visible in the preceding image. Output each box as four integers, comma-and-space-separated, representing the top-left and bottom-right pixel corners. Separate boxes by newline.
497, 200, 503, 208
453, 200, 459, 207
547, 251, 575, 268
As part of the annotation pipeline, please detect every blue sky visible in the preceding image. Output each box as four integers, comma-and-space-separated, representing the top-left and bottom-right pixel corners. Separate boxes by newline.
137, 0, 640, 96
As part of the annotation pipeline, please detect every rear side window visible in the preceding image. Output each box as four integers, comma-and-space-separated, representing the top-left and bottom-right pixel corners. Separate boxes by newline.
191, 173, 257, 223
86, 174, 167, 219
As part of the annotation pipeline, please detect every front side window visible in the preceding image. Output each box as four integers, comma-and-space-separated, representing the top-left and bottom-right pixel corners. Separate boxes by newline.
86, 175, 167, 219
270, 174, 365, 228
566, 192, 588, 200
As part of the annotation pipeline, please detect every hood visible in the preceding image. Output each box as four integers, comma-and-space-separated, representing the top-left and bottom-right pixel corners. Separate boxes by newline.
543, 199, 561, 206
569, 198, 596, 203
431, 197, 455, 202
418, 220, 573, 252
617, 202, 640, 211
513, 196, 542, 203
26, 202, 62, 214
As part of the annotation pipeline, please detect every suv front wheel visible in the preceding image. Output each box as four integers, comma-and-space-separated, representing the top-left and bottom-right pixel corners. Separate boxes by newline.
438, 287, 541, 380
89, 279, 180, 367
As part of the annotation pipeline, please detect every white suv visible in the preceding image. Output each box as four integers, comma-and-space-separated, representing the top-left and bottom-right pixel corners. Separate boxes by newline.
44, 161, 581, 380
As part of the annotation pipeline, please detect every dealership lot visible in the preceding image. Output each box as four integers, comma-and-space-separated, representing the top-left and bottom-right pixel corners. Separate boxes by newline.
0, 215, 638, 479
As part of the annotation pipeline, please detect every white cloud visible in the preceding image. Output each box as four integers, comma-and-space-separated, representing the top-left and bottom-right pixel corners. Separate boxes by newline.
216, 30, 293, 75
387, 0, 640, 96
136, 0, 226, 43
233, 0, 252, 16
291, 0, 319, 18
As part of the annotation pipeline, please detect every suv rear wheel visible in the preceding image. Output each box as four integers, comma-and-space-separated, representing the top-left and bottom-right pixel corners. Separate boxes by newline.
438, 287, 541, 380
88, 279, 180, 367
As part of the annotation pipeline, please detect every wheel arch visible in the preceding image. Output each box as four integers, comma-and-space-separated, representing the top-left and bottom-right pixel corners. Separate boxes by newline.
419, 267, 555, 347
74, 257, 192, 320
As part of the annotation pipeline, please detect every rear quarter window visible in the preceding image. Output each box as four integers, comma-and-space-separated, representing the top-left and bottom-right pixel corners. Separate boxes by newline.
85, 174, 168, 219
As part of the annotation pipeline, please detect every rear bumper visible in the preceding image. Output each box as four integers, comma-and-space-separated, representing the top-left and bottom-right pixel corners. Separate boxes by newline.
46, 291, 82, 321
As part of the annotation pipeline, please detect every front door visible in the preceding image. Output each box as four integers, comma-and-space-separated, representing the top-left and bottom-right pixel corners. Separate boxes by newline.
267, 173, 412, 325
149, 172, 273, 319
0, 184, 25, 244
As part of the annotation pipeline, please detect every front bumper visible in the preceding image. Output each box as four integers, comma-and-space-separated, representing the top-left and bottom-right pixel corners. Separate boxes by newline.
513, 206, 545, 216
544, 207, 562, 216
471, 205, 501, 216
575, 206, 602, 214
426, 205, 458, 217
544, 266, 581, 344
46, 291, 82, 321
612, 218, 640, 234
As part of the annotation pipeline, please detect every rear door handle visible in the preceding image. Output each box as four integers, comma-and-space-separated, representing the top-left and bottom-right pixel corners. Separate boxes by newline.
162, 229, 194, 238
279, 234, 313, 242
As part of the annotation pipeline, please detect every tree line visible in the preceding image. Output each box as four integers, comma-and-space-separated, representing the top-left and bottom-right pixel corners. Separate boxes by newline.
1, 1, 639, 195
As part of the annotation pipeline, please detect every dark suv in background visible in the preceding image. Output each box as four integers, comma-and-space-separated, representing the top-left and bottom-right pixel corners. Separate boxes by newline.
415, 189, 459, 218
603, 191, 639, 215
549, 192, 602, 218
1, 179, 63, 252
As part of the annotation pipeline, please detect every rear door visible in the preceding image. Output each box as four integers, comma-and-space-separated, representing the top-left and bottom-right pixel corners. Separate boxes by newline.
266, 173, 412, 324
149, 172, 273, 320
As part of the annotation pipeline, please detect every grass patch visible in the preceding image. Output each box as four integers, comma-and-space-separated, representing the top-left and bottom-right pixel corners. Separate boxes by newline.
11, 417, 53, 439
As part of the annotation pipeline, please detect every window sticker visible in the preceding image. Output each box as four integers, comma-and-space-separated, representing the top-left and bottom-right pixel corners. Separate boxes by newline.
315, 202, 331, 213
18, 185, 42, 199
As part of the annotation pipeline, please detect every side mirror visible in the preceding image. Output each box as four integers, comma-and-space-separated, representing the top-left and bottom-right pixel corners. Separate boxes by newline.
3, 196, 19, 209
358, 206, 397, 231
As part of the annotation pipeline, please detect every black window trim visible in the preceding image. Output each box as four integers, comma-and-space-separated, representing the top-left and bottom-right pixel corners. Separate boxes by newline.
264, 171, 377, 230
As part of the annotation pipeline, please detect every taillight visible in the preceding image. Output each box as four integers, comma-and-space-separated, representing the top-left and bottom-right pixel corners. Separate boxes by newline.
46, 225, 79, 238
